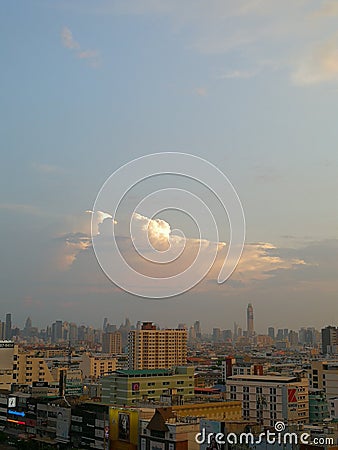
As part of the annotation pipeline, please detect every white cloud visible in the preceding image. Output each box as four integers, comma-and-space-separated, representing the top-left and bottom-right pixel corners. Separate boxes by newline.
55, 232, 91, 270
82, 0, 338, 85
86, 210, 116, 236
310, 1, 338, 19
194, 87, 207, 96
292, 34, 338, 85
61, 27, 80, 50
216, 69, 258, 79
77, 50, 100, 67
87, 212, 305, 291
0, 203, 41, 215
61, 27, 100, 67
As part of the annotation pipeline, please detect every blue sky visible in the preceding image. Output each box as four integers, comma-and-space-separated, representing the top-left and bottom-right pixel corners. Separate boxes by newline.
1, 0, 338, 332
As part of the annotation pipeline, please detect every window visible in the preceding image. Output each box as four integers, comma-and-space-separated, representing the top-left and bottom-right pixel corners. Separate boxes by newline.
151, 430, 165, 438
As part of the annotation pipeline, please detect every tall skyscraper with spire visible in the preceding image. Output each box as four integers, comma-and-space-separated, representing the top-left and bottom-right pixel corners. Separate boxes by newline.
247, 303, 254, 337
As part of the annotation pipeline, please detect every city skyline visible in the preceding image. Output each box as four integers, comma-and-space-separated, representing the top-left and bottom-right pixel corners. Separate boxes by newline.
1, 1, 338, 330
1, 309, 336, 338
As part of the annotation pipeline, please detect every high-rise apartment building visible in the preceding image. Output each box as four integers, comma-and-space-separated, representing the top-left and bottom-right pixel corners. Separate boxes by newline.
102, 331, 122, 354
247, 303, 254, 337
321, 326, 338, 354
128, 322, 187, 370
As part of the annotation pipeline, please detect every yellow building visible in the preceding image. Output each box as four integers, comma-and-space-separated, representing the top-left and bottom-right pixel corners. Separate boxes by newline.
80, 353, 117, 380
16, 352, 55, 384
0, 342, 18, 390
128, 323, 187, 370
171, 401, 242, 422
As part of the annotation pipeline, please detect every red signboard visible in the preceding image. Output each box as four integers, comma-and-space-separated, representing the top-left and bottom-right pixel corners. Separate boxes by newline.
288, 388, 297, 403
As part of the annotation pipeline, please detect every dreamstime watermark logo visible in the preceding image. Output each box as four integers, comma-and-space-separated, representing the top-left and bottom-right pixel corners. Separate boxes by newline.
91, 153, 245, 298
195, 421, 331, 447
274, 421, 285, 432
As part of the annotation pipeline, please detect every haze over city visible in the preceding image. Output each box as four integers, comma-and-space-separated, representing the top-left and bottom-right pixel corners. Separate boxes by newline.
1, 0, 338, 331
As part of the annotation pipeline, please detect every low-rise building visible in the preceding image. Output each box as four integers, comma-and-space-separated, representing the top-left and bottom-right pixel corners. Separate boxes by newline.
309, 389, 329, 424
71, 402, 110, 449
309, 361, 338, 400
0, 341, 18, 390
171, 401, 242, 422
329, 397, 338, 421
101, 367, 195, 406
226, 374, 309, 427
80, 353, 117, 381
139, 408, 199, 450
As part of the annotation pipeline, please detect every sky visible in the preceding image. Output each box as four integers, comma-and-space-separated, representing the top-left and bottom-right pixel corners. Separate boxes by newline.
1, 0, 338, 333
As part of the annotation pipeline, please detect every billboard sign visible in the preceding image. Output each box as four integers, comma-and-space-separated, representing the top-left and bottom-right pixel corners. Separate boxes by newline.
0, 342, 14, 348
200, 419, 225, 450
7, 398, 16, 408
109, 407, 139, 449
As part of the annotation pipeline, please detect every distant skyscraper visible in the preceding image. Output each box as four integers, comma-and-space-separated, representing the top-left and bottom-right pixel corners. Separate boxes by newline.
247, 304, 254, 337
289, 330, 298, 347
268, 327, 275, 340
5, 313, 12, 340
234, 322, 239, 341
222, 329, 232, 341
24, 317, 32, 337
212, 328, 221, 342
51, 320, 63, 343
194, 321, 201, 339
189, 326, 196, 341
103, 318, 108, 332
69, 323, 78, 344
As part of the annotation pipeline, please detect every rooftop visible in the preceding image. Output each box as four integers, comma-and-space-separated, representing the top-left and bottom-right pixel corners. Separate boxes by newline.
228, 375, 299, 382
107, 369, 172, 377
